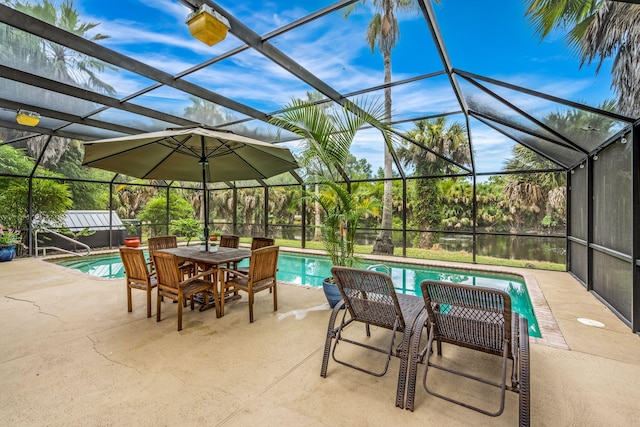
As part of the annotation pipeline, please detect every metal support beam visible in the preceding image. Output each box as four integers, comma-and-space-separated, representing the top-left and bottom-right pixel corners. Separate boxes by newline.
632, 123, 640, 332
459, 73, 590, 155
472, 111, 576, 169
0, 119, 93, 141
0, 5, 268, 124
301, 183, 307, 249
0, 97, 142, 136
416, 0, 468, 114
456, 69, 635, 124
402, 178, 407, 257
0, 65, 195, 128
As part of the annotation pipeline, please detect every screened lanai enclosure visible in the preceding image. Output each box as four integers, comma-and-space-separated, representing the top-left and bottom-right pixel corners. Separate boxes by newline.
0, 0, 638, 332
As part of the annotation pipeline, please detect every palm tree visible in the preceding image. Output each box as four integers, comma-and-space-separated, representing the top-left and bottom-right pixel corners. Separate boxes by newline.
524, 0, 640, 117
504, 102, 615, 231
270, 97, 387, 266
183, 96, 233, 125
396, 117, 470, 247
345, 0, 420, 255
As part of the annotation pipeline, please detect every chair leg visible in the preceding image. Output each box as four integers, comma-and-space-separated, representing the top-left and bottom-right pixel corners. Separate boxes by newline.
273, 284, 277, 312
146, 287, 152, 318
157, 291, 162, 322
178, 296, 183, 331
249, 292, 254, 323
320, 300, 346, 378
127, 285, 133, 313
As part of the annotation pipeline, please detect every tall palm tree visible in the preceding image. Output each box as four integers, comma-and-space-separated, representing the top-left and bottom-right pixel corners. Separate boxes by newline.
524, 0, 640, 117
346, 0, 419, 254
396, 117, 469, 247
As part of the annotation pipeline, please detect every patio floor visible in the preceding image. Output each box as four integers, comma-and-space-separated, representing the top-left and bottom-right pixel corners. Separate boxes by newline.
1, 254, 639, 426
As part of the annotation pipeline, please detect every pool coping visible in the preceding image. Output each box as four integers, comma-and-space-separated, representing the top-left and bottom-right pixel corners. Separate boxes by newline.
42, 245, 568, 349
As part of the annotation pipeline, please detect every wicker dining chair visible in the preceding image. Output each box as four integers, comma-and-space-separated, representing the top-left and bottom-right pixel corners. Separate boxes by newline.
152, 251, 218, 331
405, 280, 530, 426
321, 266, 426, 409
221, 245, 279, 323
120, 247, 157, 318
148, 235, 193, 278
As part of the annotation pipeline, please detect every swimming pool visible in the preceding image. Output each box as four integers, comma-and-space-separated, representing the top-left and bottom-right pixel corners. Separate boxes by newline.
54, 251, 541, 337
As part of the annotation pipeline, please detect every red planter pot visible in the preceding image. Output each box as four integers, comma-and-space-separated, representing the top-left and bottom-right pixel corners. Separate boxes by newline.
124, 237, 141, 248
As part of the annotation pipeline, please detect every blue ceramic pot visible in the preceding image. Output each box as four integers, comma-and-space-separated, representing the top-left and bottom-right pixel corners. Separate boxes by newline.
322, 277, 342, 308
0, 245, 16, 262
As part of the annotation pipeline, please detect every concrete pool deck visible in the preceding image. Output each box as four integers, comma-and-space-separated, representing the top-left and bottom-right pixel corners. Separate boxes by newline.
1, 254, 639, 425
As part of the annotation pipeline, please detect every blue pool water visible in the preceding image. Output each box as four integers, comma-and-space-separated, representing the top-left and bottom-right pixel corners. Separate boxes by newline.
54, 251, 541, 337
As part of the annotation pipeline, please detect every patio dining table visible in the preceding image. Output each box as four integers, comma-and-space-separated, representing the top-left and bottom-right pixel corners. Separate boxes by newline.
157, 246, 251, 317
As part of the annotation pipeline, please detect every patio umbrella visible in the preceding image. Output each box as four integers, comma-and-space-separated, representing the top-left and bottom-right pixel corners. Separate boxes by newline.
82, 126, 299, 250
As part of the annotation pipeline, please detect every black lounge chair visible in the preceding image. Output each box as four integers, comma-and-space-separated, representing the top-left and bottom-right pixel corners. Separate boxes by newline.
321, 266, 426, 408
405, 280, 530, 426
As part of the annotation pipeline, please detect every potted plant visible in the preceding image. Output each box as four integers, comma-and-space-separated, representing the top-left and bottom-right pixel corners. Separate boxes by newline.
310, 179, 377, 306
270, 97, 389, 307
122, 221, 141, 248
208, 229, 222, 242
0, 224, 25, 262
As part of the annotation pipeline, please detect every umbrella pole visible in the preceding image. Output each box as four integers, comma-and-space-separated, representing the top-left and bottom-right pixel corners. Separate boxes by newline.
201, 136, 209, 252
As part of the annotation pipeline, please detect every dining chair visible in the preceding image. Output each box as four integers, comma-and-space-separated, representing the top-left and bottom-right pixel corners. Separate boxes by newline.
152, 251, 218, 331
236, 236, 275, 275
219, 234, 240, 248
119, 247, 157, 318
218, 234, 240, 270
221, 245, 279, 323
148, 235, 193, 278
250, 236, 275, 250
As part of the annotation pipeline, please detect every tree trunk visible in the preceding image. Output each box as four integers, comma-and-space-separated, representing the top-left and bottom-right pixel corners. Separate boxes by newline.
372, 49, 394, 255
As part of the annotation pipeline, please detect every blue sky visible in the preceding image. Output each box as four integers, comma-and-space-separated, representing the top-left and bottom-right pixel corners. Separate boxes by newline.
67, 0, 617, 175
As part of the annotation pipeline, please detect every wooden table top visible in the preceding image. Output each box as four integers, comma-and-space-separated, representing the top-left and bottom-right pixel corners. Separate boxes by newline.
158, 246, 251, 265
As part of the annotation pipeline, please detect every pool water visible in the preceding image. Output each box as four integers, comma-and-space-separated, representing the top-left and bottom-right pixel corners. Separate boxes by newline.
54, 251, 541, 338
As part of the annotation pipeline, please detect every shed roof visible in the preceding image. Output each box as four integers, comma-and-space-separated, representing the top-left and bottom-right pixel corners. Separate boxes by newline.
63, 210, 124, 231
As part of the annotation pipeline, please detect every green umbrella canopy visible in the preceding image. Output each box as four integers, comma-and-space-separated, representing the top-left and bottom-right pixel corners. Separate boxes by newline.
83, 126, 299, 248
82, 126, 299, 182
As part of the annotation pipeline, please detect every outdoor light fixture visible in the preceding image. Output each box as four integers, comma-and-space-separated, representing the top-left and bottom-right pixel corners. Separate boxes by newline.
15, 109, 40, 127
580, 163, 584, 168
186, 4, 230, 46
621, 136, 627, 144
593, 154, 599, 161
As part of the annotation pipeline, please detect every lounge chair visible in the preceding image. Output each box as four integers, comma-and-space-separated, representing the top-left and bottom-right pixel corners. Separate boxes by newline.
405, 280, 530, 426
321, 266, 426, 408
